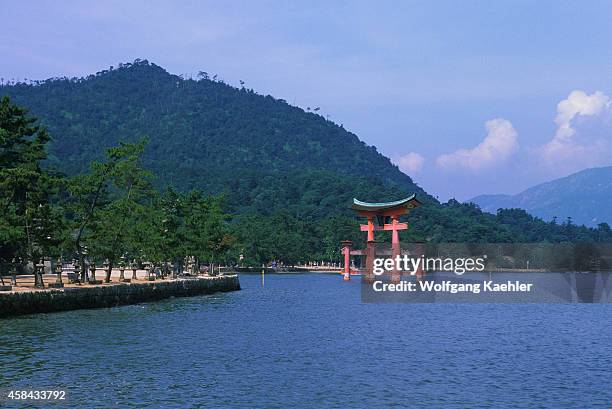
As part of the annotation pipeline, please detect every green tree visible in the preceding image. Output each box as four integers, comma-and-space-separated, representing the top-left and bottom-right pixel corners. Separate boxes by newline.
157, 187, 187, 275
68, 139, 149, 282
0, 96, 67, 286
183, 191, 231, 272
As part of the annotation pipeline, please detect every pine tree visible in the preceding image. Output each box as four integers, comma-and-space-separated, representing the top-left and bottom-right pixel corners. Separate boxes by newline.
0, 97, 66, 285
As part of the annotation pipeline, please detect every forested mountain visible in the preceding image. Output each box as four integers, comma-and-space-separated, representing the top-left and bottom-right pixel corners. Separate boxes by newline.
470, 166, 612, 227
1, 60, 428, 207
2, 59, 610, 255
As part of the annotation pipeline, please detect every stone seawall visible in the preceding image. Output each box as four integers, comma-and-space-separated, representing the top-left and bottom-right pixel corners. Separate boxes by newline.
0, 275, 240, 318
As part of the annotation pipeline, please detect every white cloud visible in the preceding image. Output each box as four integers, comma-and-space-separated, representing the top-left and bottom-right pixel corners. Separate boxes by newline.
554, 90, 609, 140
436, 118, 519, 171
540, 90, 610, 165
395, 152, 425, 173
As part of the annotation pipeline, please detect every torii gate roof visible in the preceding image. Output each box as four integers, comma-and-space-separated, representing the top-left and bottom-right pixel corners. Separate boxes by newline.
351, 194, 421, 212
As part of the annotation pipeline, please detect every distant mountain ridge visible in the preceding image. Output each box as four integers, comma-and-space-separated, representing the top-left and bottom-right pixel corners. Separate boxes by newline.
470, 166, 612, 227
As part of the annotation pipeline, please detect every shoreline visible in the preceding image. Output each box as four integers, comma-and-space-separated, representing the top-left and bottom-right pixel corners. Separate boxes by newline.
0, 275, 240, 318
229, 268, 605, 275
228, 266, 341, 274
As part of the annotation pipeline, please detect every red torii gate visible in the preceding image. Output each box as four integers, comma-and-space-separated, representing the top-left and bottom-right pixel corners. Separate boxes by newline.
342, 195, 422, 281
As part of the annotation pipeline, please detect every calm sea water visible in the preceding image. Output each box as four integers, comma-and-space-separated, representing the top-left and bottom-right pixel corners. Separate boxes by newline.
1, 273, 610, 408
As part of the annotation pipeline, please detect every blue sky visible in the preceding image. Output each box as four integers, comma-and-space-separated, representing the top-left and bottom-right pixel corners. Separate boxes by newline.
2, 0, 612, 200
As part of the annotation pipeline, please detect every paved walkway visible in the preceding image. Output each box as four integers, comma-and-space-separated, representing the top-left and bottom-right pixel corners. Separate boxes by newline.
0, 269, 184, 293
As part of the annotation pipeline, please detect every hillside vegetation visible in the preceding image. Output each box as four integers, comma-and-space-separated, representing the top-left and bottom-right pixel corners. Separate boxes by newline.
2, 60, 611, 264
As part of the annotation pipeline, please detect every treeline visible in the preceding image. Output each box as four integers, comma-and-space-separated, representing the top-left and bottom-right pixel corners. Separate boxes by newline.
0, 96, 363, 283
2, 95, 611, 284
409, 200, 612, 244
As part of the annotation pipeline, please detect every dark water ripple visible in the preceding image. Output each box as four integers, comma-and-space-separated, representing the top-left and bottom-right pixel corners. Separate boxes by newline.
0, 273, 610, 408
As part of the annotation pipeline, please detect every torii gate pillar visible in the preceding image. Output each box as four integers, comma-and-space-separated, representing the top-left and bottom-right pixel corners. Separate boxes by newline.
341, 240, 352, 281
390, 216, 402, 282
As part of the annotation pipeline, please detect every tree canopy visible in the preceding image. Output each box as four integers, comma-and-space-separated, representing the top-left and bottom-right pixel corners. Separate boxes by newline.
1, 63, 612, 270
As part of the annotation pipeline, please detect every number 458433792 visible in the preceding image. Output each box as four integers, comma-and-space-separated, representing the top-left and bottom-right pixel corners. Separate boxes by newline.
6, 390, 66, 400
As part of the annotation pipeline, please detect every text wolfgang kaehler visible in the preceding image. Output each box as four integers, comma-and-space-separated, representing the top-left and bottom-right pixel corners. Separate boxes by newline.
373, 280, 534, 293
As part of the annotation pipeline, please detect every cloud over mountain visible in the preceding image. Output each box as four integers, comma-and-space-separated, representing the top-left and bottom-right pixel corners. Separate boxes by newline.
541, 91, 610, 164
538, 90, 612, 174
436, 118, 519, 171
395, 152, 425, 173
